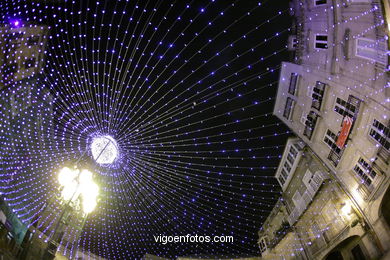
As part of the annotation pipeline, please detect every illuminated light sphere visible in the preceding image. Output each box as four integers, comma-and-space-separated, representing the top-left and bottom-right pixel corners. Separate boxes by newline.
90, 135, 119, 165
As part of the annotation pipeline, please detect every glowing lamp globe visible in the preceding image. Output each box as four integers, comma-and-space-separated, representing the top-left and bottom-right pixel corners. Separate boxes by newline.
91, 135, 119, 164
58, 167, 78, 186
81, 183, 99, 214
57, 167, 99, 214
79, 169, 93, 184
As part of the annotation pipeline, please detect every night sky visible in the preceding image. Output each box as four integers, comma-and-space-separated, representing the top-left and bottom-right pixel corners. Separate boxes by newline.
0, 0, 292, 259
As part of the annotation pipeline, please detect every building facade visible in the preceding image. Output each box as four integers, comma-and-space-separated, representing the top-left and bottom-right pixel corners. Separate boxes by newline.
0, 21, 56, 260
260, 0, 390, 259
0, 22, 49, 89
259, 138, 382, 259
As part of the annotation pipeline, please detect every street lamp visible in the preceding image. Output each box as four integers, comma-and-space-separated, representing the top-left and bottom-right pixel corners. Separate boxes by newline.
341, 201, 352, 217
57, 167, 99, 214
25, 167, 100, 259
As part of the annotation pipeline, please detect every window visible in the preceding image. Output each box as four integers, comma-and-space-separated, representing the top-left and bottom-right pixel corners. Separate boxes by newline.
288, 35, 298, 50
27, 35, 40, 46
308, 222, 320, 243
356, 38, 387, 65
278, 176, 285, 186
322, 202, 345, 234
259, 237, 268, 253
281, 168, 288, 180
284, 161, 291, 172
303, 170, 325, 196
278, 168, 289, 187
315, 34, 328, 49
314, 0, 327, 5
306, 111, 318, 127
303, 111, 318, 140
310, 81, 326, 110
369, 119, 389, 151
287, 144, 298, 164
290, 145, 299, 158
292, 190, 305, 211
283, 97, 295, 119
287, 153, 294, 165
353, 157, 378, 188
277, 144, 301, 188
324, 129, 341, 154
24, 58, 36, 69
334, 97, 356, 118
303, 169, 314, 192
288, 73, 299, 95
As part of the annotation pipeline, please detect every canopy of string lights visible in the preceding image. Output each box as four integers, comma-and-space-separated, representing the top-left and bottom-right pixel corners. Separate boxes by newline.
0, 0, 293, 259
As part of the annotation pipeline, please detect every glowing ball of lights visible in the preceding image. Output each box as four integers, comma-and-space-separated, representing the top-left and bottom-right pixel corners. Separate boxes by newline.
90, 135, 119, 165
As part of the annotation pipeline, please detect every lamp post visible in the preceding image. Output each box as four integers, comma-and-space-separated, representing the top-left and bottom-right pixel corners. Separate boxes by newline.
57, 167, 99, 215
25, 134, 117, 259
39, 167, 99, 260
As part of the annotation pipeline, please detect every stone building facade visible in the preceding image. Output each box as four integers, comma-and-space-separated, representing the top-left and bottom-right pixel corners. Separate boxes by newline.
0, 22, 54, 259
0, 23, 49, 89
259, 138, 387, 259
259, 0, 389, 259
